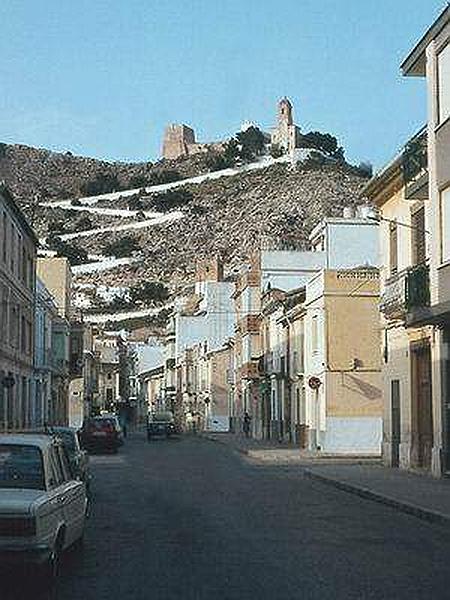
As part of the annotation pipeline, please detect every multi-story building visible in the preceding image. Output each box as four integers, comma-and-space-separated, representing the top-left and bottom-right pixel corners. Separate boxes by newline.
234, 210, 380, 437
33, 278, 58, 427
0, 184, 37, 430
365, 6, 450, 476
93, 332, 121, 413
37, 257, 73, 425
364, 130, 432, 470
303, 269, 382, 454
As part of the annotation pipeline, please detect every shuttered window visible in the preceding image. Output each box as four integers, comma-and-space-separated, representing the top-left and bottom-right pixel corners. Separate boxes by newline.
438, 42, 450, 125
389, 221, 398, 275
411, 206, 426, 265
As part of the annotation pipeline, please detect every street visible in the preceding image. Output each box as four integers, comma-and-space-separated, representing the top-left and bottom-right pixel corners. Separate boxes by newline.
3, 432, 450, 600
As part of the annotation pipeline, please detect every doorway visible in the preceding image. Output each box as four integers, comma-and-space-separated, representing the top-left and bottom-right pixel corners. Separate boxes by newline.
391, 380, 400, 467
411, 342, 433, 469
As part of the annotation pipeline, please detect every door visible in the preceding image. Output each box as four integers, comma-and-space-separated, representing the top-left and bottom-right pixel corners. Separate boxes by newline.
442, 327, 450, 472
391, 380, 400, 468
411, 343, 433, 469
55, 445, 86, 547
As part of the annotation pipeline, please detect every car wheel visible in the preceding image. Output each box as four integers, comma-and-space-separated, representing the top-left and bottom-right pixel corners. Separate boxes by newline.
38, 536, 62, 585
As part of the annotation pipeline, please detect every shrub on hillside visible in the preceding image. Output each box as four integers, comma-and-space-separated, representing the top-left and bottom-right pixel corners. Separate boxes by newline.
129, 281, 169, 305
46, 236, 89, 265
0, 143, 7, 159
103, 235, 141, 258
75, 216, 93, 230
236, 126, 266, 160
47, 220, 67, 235
148, 188, 193, 212
298, 132, 345, 160
80, 172, 122, 196
127, 195, 143, 210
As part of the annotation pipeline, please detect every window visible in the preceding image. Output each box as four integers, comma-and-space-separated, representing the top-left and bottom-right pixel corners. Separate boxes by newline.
2, 212, 6, 263
21, 316, 26, 352
411, 206, 426, 266
441, 187, 450, 263
438, 43, 450, 125
0, 444, 45, 490
389, 221, 398, 275
312, 315, 319, 353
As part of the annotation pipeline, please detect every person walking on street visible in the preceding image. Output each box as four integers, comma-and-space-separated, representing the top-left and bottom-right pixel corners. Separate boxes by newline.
243, 411, 251, 438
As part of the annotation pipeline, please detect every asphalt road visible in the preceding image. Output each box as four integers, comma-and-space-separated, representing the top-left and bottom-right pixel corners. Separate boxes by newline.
3, 432, 450, 600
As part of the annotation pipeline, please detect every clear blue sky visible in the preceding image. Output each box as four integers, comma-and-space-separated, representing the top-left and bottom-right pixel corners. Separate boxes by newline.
0, 1, 446, 169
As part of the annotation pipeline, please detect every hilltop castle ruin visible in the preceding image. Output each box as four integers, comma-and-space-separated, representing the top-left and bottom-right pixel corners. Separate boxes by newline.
270, 97, 301, 154
161, 97, 301, 160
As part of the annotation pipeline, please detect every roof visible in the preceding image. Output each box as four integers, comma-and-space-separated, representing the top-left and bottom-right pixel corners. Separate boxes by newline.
362, 153, 403, 204
401, 5, 450, 76
0, 182, 39, 245
0, 434, 55, 449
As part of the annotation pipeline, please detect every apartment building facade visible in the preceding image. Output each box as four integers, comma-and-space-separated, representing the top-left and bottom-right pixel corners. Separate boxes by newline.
364, 132, 433, 470
0, 184, 37, 431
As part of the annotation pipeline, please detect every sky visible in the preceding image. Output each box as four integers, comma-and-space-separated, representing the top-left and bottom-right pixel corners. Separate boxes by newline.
0, 1, 446, 169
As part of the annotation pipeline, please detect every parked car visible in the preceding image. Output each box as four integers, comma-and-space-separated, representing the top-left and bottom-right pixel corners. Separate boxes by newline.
46, 427, 90, 492
79, 416, 124, 454
147, 411, 176, 441
0, 434, 88, 581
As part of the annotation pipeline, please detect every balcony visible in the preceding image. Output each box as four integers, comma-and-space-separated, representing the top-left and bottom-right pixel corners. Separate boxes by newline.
240, 360, 262, 380
402, 127, 428, 200
406, 264, 430, 311
381, 265, 430, 322
238, 314, 261, 334
380, 271, 407, 320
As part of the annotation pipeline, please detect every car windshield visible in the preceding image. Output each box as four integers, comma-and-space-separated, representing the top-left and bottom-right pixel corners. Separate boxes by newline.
0, 444, 45, 490
151, 412, 173, 422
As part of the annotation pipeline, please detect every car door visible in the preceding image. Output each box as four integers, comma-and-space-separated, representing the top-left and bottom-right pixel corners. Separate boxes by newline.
54, 444, 86, 548
44, 447, 67, 550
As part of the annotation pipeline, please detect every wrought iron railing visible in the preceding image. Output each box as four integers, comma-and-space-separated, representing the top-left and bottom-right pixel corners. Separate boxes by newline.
406, 264, 430, 310
402, 127, 428, 200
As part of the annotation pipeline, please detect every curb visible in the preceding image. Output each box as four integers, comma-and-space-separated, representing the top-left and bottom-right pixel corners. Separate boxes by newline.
304, 469, 450, 527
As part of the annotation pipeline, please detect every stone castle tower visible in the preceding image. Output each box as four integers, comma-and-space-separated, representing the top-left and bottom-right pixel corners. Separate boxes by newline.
270, 97, 301, 154
162, 124, 198, 160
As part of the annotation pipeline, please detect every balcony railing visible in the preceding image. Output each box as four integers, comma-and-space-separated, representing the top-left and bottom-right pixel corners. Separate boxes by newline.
406, 264, 430, 311
238, 314, 261, 334
380, 271, 407, 319
380, 264, 430, 320
402, 127, 428, 200
240, 360, 262, 380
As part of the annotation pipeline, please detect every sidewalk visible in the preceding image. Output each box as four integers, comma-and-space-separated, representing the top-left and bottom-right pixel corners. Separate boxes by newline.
203, 432, 450, 526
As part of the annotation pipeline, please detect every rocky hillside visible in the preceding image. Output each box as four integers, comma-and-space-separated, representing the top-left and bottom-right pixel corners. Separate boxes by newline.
0, 142, 212, 210
0, 141, 371, 328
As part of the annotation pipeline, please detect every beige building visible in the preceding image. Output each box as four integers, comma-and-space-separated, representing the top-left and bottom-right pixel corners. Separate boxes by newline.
303, 269, 382, 454
365, 6, 450, 476
37, 257, 73, 425
37, 257, 72, 319
400, 6, 450, 475
0, 184, 37, 430
364, 132, 433, 470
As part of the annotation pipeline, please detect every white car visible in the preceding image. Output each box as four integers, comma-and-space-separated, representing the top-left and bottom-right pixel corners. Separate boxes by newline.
0, 433, 88, 579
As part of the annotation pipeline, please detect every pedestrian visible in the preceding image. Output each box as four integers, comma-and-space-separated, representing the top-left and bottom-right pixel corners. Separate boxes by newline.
243, 411, 251, 438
